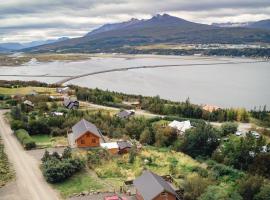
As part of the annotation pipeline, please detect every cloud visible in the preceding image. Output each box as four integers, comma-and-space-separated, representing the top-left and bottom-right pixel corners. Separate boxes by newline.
0, 0, 270, 42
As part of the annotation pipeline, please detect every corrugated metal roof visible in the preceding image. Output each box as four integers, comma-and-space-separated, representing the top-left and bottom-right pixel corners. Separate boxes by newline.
133, 171, 176, 200
117, 141, 132, 150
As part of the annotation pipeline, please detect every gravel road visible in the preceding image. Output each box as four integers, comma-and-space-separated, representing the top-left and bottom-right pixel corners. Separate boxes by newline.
0, 110, 60, 200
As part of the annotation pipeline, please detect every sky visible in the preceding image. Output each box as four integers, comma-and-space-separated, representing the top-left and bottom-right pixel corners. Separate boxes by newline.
0, 0, 270, 43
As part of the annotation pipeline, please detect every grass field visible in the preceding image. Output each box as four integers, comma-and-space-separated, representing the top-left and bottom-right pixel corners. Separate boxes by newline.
31, 135, 68, 148
0, 137, 14, 187
94, 146, 203, 188
0, 87, 57, 95
54, 170, 104, 198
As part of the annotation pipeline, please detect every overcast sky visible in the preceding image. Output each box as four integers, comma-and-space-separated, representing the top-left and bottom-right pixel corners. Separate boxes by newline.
1, 0, 270, 43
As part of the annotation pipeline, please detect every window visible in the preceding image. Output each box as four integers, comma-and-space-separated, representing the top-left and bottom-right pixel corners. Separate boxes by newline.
81, 139, 85, 144
92, 138, 96, 143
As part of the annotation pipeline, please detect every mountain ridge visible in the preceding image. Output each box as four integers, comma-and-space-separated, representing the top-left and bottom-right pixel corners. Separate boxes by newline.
23, 14, 270, 53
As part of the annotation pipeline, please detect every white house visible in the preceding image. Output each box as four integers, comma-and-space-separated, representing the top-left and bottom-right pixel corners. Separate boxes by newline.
168, 120, 192, 135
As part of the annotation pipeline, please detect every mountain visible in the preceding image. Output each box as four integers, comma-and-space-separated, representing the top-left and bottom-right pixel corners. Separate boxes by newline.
87, 18, 142, 36
247, 19, 270, 30
213, 19, 270, 30
0, 43, 25, 50
25, 14, 270, 53
212, 22, 250, 28
0, 37, 69, 51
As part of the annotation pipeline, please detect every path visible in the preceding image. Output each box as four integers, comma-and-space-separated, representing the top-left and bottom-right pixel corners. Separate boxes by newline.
0, 110, 60, 200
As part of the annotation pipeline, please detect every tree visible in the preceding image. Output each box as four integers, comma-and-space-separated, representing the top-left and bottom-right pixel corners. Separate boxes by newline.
199, 185, 242, 200
139, 128, 154, 145
221, 122, 238, 136
128, 146, 137, 164
180, 123, 220, 158
249, 153, 270, 178
183, 173, 211, 200
154, 126, 177, 147
62, 147, 72, 159
255, 184, 270, 200
238, 175, 263, 200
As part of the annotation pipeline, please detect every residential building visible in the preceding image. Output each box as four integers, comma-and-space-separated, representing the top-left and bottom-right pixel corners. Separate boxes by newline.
168, 120, 192, 135
63, 97, 79, 109
68, 119, 104, 148
133, 171, 177, 200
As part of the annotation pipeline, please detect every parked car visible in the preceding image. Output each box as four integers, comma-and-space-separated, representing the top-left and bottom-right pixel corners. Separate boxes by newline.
235, 131, 242, 136
251, 131, 260, 139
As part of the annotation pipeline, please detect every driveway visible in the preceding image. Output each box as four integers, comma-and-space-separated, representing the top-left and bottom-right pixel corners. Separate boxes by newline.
0, 110, 60, 200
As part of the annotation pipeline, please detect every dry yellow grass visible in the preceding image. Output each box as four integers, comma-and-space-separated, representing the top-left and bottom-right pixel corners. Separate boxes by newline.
0, 86, 57, 95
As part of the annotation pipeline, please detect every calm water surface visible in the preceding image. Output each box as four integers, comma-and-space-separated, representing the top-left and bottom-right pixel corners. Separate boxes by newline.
0, 55, 269, 109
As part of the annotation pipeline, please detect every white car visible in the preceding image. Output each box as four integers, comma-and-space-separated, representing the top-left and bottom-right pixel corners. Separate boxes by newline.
235, 131, 242, 136
251, 131, 260, 139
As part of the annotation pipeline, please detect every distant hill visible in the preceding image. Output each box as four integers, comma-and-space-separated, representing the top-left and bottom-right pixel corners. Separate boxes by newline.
0, 37, 69, 51
247, 19, 270, 30
0, 43, 24, 50
213, 19, 270, 30
25, 14, 270, 53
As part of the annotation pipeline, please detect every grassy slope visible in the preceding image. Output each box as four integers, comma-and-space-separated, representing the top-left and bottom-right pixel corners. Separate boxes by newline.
31, 135, 68, 148
54, 170, 104, 198
0, 137, 14, 187
0, 87, 57, 95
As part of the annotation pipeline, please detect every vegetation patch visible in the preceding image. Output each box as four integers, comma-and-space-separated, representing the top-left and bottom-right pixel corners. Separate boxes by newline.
14, 129, 36, 150
54, 170, 104, 198
0, 137, 14, 187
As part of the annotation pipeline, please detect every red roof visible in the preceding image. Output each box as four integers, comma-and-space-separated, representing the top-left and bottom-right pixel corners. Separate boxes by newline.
104, 195, 127, 200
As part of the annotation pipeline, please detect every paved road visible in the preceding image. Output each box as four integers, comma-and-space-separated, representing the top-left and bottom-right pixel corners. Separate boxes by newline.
0, 110, 60, 200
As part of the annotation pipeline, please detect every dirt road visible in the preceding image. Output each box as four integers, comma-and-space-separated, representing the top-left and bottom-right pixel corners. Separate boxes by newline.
0, 110, 59, 200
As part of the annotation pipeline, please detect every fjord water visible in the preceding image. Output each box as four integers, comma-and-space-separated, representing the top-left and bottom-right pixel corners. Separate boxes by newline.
0, 55, 269, 109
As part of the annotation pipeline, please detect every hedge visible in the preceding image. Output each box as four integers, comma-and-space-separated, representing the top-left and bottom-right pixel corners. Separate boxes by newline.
14, 129, 36, 150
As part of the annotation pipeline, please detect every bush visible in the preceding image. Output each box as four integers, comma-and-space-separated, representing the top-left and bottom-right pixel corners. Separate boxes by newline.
183, 173, 212, 200
221, 122, 238, 136
199, 185, 242, 200
10, 120, 26, 130
14, 129, 36, 150
255, 184, 270, 200
28, 119, 50, 135
238, 175, 264, 200
41, 149, 84, 183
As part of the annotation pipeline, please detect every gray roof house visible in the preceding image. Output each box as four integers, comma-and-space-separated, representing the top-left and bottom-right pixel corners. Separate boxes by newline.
63, 97, 79, 109
116, 110, 134, 119
133, 171, 177, 200
117, 141, 132, 154
23, 100, 34, 108
68, 119, 105, 148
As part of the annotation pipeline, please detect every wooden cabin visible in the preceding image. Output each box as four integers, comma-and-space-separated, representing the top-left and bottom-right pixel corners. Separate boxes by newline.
133, 171, 177, 200
68, 119, 104, 148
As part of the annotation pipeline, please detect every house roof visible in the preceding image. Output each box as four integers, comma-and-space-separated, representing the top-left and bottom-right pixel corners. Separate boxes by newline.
203, 104, 220, 112
72, 119, 102, 140
63, 97, 79, 108
117, 110, 134, 118
117, 141, 132, 150
168, 120, 192, 133
23, 100, 34, 107
133, 171, 176, 200
101, 142, 119, 149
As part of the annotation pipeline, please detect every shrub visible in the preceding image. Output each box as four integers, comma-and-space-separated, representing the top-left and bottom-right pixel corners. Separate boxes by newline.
183, 173, 212, 200
14, 129, 36, 150
199, 185, 242, 200
221, 122, 238, 136
255, 184, 270, 200
28, 119, 50, 135
41, 149, 84, 183
10, 120, 26, 130
238, 175, 264, 200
